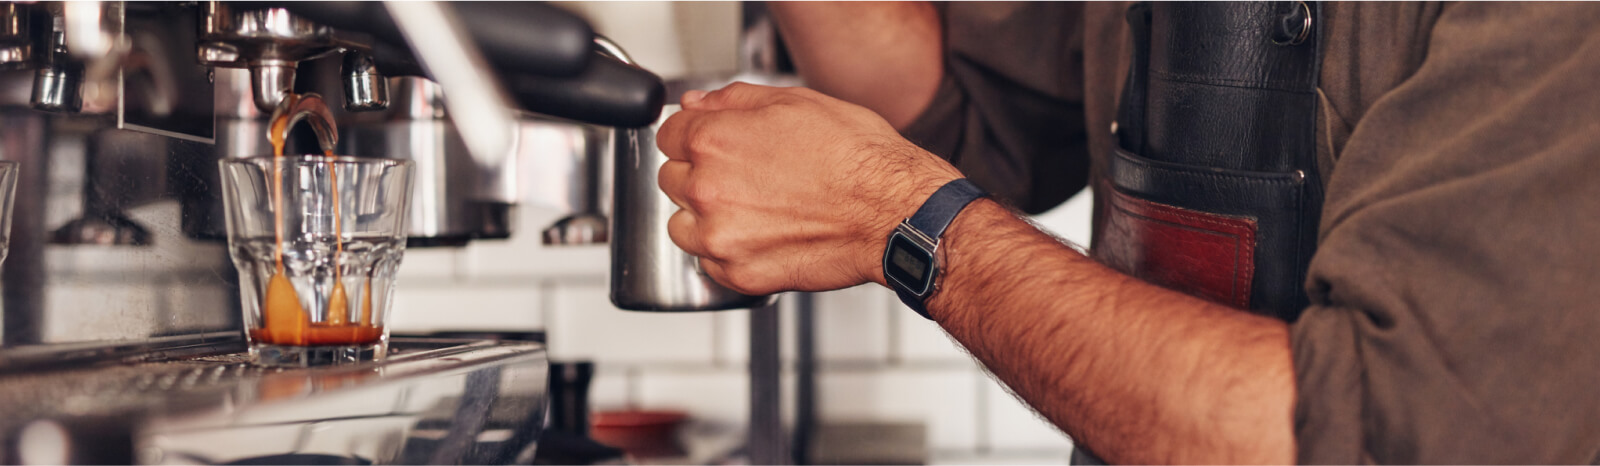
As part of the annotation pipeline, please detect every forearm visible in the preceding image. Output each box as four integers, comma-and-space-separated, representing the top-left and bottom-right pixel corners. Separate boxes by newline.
657, 82, 1295, 462
769, 2, 943, 129
919, 200, 1296, 464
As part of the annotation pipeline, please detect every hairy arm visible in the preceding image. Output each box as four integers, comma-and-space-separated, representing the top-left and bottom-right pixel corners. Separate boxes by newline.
928, 200, 1295, 464
769, 2, 943, 129
657, 83, 1294, 464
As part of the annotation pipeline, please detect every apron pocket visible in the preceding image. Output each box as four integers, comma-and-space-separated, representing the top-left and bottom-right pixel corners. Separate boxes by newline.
1095, 147, 1315, 320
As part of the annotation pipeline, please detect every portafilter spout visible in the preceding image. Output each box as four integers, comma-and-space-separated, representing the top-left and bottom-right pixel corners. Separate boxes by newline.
267, 93, 338, 154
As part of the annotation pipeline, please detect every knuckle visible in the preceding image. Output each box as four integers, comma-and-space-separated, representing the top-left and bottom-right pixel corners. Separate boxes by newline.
698, 223, 742, 260
719, 264, 769, 295
769, 93, 807, 108
684, 119, 723, 156
682, 177, 721, 209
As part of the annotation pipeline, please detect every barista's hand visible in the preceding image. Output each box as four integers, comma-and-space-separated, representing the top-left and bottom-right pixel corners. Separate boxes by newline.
657, 82, 962, 295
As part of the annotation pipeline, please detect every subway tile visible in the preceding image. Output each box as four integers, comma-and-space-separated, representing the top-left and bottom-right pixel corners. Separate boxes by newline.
711, 294, 794, 366
544, 283, 717, 364
817, 368, 982, 451
388, 286, 543, 333
632, 369, 749, 425
461, 206, 610, 280
892, 300, 974, 363
981, 375, 1075, 451
814, 285, 892, 363
586, 368, 635, 412
464, 242, 610, 281
713, 308, 749, 366
395, 247, 463, 281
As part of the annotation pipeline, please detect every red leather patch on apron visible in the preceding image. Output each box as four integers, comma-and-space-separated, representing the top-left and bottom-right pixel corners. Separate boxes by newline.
1095, 188, 1257, 309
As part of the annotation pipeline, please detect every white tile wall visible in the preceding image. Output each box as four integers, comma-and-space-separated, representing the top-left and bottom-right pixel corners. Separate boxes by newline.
544, 283, 718, 363
637, 369, 748, 425
815, 285, 893, 363
708, 296, 793, 367
587, 368, 634, 411
393, 248, 464, 282
818, 368, 984, 451
980, 374, 1074, 451
388, 285, 543, 332
894, 310, 976, 363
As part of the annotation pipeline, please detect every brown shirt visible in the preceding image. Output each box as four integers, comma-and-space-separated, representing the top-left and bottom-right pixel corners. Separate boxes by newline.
902, 2, 1600, 463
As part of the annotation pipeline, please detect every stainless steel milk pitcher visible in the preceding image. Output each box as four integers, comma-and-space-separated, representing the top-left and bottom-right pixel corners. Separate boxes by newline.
609, 95, 775, 312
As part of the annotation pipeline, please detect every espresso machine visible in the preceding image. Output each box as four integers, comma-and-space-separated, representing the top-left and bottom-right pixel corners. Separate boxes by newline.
0, 2, 665, 463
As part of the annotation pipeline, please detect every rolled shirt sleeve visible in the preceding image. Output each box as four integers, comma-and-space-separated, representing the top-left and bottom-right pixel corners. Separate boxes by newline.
1291, 3, 1600, 463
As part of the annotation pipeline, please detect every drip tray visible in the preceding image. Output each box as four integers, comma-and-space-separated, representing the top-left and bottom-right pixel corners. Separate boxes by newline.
0, 336, 549, 464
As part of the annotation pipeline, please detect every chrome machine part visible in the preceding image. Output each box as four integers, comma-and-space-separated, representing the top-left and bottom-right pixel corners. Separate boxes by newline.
0, 3, 30, 68
343, 77, 514, 247
29, 66, 81, 113
197, 2, 344, 112
0, 337, 549, 464
31, 6, 83, 113
538, 36, 634, 247
384, 1, 516, 194
340, 50, 388, 112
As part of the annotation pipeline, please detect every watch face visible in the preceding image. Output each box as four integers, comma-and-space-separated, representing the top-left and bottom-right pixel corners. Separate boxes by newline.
884, 232, 935, 295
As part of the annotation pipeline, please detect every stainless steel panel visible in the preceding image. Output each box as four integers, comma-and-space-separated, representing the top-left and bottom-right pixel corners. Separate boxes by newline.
0, 337, 549, 465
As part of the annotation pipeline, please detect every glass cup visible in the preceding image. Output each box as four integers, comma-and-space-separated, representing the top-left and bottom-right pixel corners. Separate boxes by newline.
220, 155, 414, 366
0, 160, 16, 265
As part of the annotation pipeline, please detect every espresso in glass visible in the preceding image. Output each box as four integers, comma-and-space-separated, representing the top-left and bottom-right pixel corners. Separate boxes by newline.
221, 92, 414, 366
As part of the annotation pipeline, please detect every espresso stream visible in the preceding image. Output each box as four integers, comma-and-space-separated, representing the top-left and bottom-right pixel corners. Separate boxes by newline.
251, 93, 381, 346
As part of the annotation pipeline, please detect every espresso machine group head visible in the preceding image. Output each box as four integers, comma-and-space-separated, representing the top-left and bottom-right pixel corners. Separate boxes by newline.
175, 1, 668, 246
197, 3, 346, 113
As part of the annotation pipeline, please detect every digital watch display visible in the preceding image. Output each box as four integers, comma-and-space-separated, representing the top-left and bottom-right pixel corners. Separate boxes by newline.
884, 226, 937, 296
883, 178, 989, 320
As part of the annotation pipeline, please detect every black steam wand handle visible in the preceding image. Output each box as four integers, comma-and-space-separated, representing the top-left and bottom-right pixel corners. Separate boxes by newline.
260, 1, 666, 128
271, 1, 593, 78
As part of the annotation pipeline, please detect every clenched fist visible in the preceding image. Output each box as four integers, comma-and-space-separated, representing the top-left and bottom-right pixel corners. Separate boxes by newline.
656, 82, 962, 295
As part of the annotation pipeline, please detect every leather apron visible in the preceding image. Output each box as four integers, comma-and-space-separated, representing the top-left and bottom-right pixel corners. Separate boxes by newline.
1092, 1, 1324, 323
1078, 2, 1323, 462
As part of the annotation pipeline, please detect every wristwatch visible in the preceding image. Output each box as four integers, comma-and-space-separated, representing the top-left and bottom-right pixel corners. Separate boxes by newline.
883, 178, 988, 320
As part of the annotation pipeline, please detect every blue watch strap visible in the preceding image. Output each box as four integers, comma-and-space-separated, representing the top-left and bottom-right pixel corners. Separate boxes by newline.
892, 178, 988, 320
909, 179, 988, 240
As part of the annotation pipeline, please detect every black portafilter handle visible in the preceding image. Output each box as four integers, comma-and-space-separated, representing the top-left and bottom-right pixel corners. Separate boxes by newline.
261, 1, 666, 128
268, 1, 593, 78
503, 55, 667, 128
368, 41, 666, 129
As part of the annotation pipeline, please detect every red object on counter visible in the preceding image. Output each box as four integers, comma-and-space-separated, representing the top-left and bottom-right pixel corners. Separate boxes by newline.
590, 410, 688, 459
